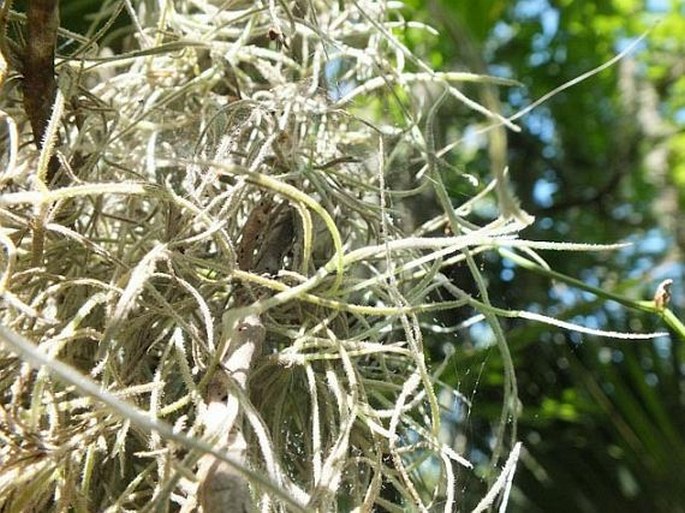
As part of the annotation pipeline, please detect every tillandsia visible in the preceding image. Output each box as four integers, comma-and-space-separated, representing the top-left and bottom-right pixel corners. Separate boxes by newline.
1, 1, 670, 512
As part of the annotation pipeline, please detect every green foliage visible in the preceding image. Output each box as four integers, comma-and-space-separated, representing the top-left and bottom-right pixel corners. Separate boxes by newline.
409, 0, 685, 511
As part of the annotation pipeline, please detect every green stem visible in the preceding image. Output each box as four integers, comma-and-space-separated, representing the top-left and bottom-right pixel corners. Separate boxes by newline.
500, 248, 685, 341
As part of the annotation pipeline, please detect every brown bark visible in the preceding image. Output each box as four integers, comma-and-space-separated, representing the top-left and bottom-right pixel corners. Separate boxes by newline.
22, 0, 60, 181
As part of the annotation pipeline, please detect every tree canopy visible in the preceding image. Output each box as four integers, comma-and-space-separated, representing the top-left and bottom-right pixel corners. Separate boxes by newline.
411, 1, 685, 511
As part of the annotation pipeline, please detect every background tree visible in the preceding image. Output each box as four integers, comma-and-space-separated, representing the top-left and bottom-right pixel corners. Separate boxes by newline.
405, 1, 685, 511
